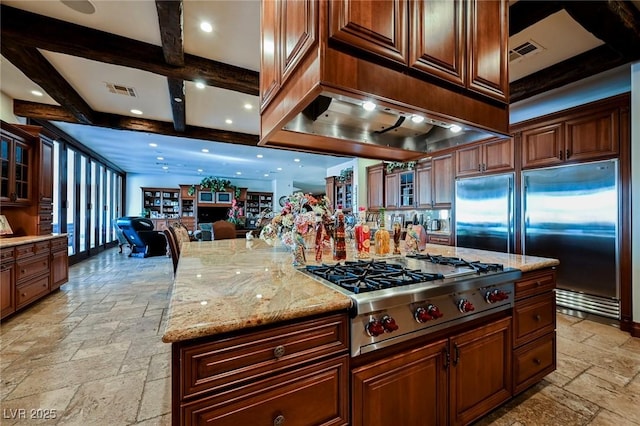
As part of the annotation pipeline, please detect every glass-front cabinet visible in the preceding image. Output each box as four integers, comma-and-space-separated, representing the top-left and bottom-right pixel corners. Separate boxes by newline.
1, 130, 31, 205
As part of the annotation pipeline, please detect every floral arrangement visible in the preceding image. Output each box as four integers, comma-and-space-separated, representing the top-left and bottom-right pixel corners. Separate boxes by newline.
386, 161, 416, 174
259, 192, 333, 248
227, 198, 243, 225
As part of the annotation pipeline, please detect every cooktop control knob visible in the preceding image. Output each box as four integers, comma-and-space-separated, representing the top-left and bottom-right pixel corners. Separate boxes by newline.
485, 289, 509, 303
427, 304, 443, 319
365, 319, 385, 337
381, 315, 399, 332
458, 299, 475, 313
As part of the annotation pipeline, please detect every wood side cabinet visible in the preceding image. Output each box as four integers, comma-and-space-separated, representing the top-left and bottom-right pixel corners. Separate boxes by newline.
415, 162, 433, 208
456, 138, 514, 177
0, 125, 32, 206
366, 164, 384, 211
432, 154, 453, 207
0, 247, 16, 318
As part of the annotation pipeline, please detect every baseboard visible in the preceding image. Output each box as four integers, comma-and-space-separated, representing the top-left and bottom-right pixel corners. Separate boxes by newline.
632, 321, 640, 338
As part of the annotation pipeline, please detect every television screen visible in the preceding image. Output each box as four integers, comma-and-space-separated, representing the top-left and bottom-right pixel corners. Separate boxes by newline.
216, 192, 232, 203
199, 192, 214, 202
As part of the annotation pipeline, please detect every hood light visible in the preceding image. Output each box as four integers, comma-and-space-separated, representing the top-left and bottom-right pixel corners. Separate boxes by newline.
411, 115, 424, 124
449, 124, 462, 133
362, 101, 376, 111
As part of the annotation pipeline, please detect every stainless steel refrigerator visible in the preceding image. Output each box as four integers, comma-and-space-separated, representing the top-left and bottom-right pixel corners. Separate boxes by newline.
522, 160, 619, 319
455, 173, 515, 254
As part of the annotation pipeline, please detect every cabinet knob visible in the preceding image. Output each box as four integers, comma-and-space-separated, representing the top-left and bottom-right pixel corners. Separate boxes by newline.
566, 149, 571, 159
558, 150, 563, 160
535, 314, 541, 321
273, 414, 285, 426
273, 345, 285, 359
533, 358, 541, 365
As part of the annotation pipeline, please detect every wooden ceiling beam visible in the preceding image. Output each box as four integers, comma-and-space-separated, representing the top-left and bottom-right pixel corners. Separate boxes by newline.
13, 100, 259, 147
1, 44, 95, 124
0, 4, 259, 96
155, 0, 186, 132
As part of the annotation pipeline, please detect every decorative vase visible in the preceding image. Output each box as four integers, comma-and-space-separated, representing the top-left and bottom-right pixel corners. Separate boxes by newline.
291, 231, 306, 266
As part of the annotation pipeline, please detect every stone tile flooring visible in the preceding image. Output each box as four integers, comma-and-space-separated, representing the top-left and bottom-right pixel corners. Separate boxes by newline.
1, 247, 639, 425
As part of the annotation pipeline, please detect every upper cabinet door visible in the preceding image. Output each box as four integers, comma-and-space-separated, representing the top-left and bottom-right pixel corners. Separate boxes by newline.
466, 0, 509, 102
409, 0, 465, 87
329, 0, 408, 66
260, 0, 280, 109
280, 0, 317, 85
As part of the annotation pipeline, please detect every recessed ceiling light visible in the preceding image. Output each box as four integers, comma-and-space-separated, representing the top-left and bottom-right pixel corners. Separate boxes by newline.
225, 119, 233, 124
156, 156, 164, 160
173, 97, 182, 103
195, 81, 205, 89
294, 158, 300, 162
362, 101, 376, 111
411, 115, 424, 124
244, 103, 253, 110
256, 154, 263, 158
149, 143, 158, 147
30, 90, 43, 97
162, 166, 169, 170
236, 171, 242, 175
200, 21, 213, 33
61, 0, 95, 14
449, 124, 462, 133
277, 167, 283, 171
130, 109, 143, 115
264, 173, 269, 177
197, 169, 203, 173
201, 148, 209, 153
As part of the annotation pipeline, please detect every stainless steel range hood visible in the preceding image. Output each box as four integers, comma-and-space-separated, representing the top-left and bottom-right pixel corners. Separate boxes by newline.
282, 93, 501, 157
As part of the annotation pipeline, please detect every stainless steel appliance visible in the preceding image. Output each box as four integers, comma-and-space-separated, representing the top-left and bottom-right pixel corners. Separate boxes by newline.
303, 257, 521, 357
522, 160, 619, 319
455, 173, 515, 253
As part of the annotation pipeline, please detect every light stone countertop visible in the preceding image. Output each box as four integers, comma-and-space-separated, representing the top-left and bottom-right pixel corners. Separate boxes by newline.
162, 239, 558, 343
0, 234, 67, 248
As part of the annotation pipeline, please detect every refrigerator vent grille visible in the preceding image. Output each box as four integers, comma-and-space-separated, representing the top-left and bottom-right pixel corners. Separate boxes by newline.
556, 289, 620, 320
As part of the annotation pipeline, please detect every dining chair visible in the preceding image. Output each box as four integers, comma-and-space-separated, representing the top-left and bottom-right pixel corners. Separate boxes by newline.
163, 229, 179, 275
212, 220, 236, 240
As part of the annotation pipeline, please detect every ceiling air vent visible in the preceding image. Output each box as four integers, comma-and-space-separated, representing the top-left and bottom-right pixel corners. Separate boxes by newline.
509, 40, 544, 62
105, 82, 137, 97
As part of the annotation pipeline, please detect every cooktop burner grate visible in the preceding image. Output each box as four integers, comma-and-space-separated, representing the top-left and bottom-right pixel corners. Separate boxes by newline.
305, 260, 444, 294
405, 253, 504, 273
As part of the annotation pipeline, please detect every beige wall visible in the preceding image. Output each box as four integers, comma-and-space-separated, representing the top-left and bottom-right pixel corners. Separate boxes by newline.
0, 91, 21, 124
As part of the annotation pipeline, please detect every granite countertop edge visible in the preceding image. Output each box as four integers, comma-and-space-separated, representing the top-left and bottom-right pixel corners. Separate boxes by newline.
0, 233, 68, 248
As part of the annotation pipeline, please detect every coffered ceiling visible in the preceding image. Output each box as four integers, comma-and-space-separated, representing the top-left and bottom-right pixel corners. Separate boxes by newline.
1, 0, 639, 190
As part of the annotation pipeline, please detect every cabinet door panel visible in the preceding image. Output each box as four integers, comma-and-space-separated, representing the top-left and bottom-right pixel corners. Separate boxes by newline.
39, 139, 54, 202
1, 263, 15, 318
432, 155, 453, 207
484, 138, 514, 173
565, 110, 619, 161
466, 0, 508, 102
415, 164, 433, 208
280, 0, 317, 84
409, 0, 464, 86
367, 165, 384, 210
329, 0, 408, 65
450, 317, 511, 425
384, 173, 399, 208
260, 0, 280, 108
352, 339, 448, 426
51, 249, 69, 290
455, 145, 481, 177
521, 123, 564, 168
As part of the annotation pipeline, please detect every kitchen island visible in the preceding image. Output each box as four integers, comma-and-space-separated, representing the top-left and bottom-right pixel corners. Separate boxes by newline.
163, 239, 558, 425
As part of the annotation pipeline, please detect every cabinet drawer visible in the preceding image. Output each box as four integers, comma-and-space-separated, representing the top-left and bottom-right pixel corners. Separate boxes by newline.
38, 213, 53, 225
1, 247, 15, 264
15, 242, 50, 259
16, 275, 50, 309
16, 254, 50, 283
514, 269, 555, 300
513, 332, 556, 394
181, 313, 348, 399
182, 355, 349, 426
513, 292, 556, 347
50, 237, 67, 253
428, 235, 451, 245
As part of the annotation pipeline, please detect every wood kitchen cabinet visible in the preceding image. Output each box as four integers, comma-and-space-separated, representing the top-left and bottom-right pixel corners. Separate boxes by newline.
352, 316, 511, 426
456, 138, 514, 177
415, 162, 433, 209
50, 236, 68, 290
366, 164, 384, 210
385, 170, 414, 209
518, 107, 619, 169
173, 313, 350, 425
0, 125, 32, 206
352, 339, 448, 426
326, 177, 353, 212
432, 154, 453, 208
384, 172, 399, 209
0, 247, 16, 318
512, 268, 557, 394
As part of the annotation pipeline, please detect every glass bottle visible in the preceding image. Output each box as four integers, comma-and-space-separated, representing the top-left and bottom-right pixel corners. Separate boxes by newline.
374, 208, 390, 256
333, 208, 347, 261
393, 222, 402, 254
314, 213, 324, 262
354, 207, 370, 258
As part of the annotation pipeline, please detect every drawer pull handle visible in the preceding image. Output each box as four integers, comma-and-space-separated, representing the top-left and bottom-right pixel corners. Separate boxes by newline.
21, 293, 26, 297
533, 358, 541, 365
274, 414, 285, 426
21, 269, 25, 274
273, 345, 285, 359
536, 281, 541, 286
535, 314, 541, 321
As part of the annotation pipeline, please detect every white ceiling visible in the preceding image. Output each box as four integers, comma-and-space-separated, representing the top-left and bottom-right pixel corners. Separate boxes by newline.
1, 0, 637, 194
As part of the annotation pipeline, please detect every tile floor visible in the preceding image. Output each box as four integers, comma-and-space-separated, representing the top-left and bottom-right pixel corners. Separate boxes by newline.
1, 247, 639, 425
